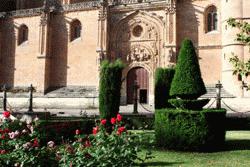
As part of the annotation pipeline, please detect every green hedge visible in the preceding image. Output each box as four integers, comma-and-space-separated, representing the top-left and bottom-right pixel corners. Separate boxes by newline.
154, 68, 175, 109
155, 108, 226, 151
168, 98, 209, 110
99, 59, 125, 120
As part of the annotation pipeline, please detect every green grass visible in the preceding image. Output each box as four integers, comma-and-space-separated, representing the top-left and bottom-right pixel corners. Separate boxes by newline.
136, 131, 250, 167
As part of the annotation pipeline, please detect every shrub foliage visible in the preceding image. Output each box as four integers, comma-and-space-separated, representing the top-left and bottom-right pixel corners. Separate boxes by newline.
154, 68, 175, 109
99, 59, 125, 120
155, 108, 226, 151
170, 39, 206, 99
168, 99, 210, 110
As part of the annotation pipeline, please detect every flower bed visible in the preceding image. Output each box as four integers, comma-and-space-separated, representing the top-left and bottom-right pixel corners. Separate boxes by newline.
0, 111, 150, 166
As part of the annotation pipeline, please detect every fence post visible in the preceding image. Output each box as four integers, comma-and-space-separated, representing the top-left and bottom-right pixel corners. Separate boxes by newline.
215, 80, 222, 109
133, 81, 139, 114
2, 84, 7, 111
28, 84, 34, 112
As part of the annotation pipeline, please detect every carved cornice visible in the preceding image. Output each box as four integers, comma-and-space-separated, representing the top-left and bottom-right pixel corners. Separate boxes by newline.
109, 0, 166, 6
0, 1, 101, 18
62, 1, 101, 12
0, 8, 43, 18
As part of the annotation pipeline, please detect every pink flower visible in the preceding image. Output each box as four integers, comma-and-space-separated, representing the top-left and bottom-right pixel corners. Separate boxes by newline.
75, 129, 80, 135
3, 111, 10, 118
0, 150, 6, 154
23, 142, 32, 149
47, 141, 55, 148
101, 119, 107, 125
8, 132, 15, 139
117, 114, 122, 122
111, 118, 116, 124
92, 126, 98, 135
22, 129, 28, 134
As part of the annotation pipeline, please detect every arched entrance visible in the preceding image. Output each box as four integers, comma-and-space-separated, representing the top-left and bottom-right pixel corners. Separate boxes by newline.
127, 67, 149, 104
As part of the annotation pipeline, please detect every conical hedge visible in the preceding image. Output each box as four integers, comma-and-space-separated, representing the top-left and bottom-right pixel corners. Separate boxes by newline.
170, 39, 206, 99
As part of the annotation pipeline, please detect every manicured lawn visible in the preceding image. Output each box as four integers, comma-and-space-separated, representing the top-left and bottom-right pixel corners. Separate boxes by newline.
137, 131, 250, 167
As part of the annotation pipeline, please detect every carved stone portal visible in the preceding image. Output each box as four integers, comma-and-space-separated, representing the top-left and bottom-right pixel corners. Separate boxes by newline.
110, 11, 163, 66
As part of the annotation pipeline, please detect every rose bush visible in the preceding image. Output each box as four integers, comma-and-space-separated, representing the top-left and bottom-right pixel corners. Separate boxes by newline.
58, 113, 150, 167
0, 112, 150, 166
0, 112, 58, 167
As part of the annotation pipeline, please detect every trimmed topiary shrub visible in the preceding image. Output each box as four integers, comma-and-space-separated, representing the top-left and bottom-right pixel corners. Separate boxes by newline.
170, 39, 207, 100
99, 59, 125, 120
155, 68, 175, 109
155, 108, 226, 151
168, 99, 210, 110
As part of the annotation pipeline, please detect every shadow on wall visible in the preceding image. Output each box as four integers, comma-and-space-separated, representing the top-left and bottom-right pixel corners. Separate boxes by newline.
47, 1, 68, 92
176, 0, 199, 55
0, 18, 16, 89
0, 0, 16, 12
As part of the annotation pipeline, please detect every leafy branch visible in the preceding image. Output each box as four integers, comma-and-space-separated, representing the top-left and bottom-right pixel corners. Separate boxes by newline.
227, 18, 250, 90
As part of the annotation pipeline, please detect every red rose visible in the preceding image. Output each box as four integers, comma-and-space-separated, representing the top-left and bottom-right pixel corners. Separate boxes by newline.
111, 118, 116, 124
92, 126, 98, 135
101, 119, 107, 125
84, 140, 91, 147
117, 114, 122, 122
75, 129, 80, 135
117, 126, 126, 135
33, 138, 39, 147
1, 134, 5, 139
3, 111, 10, 118
0, 150, 6, 154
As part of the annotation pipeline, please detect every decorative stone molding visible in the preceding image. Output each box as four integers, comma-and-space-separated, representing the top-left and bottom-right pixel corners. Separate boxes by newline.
0, 8, 43, 18
40, 12, 48, 26
62, 1, 101, 12
110, 0, 166, 6
98, 9, 107, 21
0, 1, 101, 18
165, 3, 176, 14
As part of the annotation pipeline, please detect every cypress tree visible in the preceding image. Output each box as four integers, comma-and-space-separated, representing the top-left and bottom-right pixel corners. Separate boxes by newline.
170, 39, 206, 100
155, 68, 175, 109
99, 59, 125, 120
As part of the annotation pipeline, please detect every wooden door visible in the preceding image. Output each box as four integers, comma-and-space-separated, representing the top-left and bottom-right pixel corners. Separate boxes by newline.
127, 67, 149, 104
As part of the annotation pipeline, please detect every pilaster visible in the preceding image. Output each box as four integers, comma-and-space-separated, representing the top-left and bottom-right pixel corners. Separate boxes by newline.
37, 1, 51, 92
97, 0, 108, 63
164, 0, 176, 67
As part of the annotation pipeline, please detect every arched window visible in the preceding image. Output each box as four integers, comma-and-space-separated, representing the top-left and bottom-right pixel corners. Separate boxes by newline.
18, 24, 28, 45
205, 6, 218, 33
70, 19, 82, 41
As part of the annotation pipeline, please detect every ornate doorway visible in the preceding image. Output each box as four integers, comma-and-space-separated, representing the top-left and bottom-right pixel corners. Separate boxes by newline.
127, 67, 149, 104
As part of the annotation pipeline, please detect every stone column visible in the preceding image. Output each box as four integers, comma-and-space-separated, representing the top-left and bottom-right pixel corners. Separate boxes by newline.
97, 0, 108, 62
221, 0, 244, 97
164, 0, 176, 67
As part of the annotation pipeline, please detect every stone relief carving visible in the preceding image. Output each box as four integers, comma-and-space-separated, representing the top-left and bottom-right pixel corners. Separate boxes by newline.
127, 45, 151, 62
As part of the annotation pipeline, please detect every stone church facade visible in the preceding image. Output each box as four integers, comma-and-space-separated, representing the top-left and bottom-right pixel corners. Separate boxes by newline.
0, 0, 249, 106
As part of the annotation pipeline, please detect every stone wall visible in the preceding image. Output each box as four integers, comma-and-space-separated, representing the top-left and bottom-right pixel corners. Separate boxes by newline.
0, 0, 249, 101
